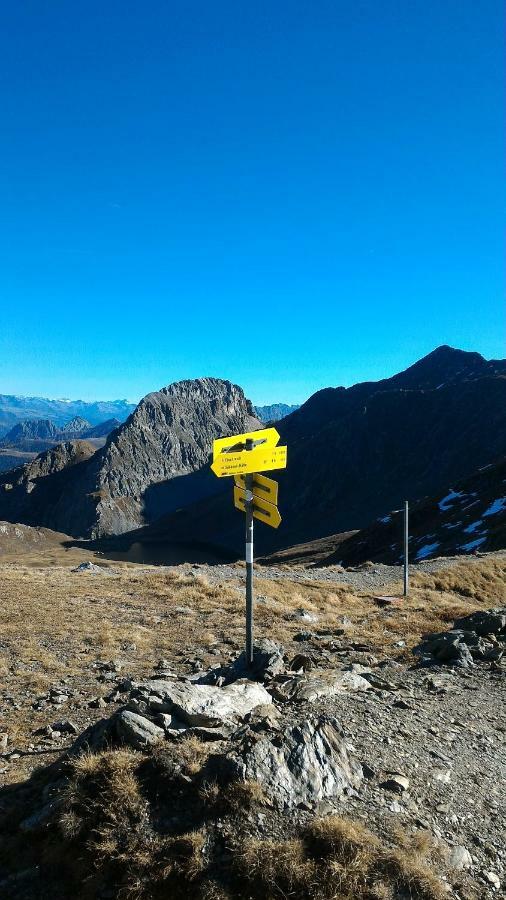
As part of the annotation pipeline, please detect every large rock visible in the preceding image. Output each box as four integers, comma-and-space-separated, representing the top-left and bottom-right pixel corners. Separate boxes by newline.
225, 715, 362, 808
416, 607, 506, 667
453, 608, 506, 636
271, 672, 371, 703
116, 710, 165, 749
136, 678, 272, 727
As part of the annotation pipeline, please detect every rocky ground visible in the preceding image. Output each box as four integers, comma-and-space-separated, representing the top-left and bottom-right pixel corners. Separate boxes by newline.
0, 551, 504, 898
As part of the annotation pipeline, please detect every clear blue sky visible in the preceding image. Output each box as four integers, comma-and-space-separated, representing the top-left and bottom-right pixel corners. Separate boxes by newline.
0, 1, 504, 405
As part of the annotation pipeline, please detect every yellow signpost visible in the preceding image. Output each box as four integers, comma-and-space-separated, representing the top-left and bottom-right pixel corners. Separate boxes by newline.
213, 427, 280, 458
234, 472, 278, 506
211, 444, 286, 477
234, 485, 282, 528
210, 428, 287, 666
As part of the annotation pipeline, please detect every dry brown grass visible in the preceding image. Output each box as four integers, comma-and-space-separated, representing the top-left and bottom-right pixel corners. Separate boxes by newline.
236, 815, 446, 899
412, 556, 506, 602
0, 739, 449, 900
1, 553, 504, 784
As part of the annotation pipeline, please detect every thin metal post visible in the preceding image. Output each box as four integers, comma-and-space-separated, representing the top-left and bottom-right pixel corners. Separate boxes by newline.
245, 439, 254, 666
403, 500, 409, 597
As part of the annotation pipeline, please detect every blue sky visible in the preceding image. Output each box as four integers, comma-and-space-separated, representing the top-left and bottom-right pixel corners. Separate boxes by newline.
0, 1, 504, 405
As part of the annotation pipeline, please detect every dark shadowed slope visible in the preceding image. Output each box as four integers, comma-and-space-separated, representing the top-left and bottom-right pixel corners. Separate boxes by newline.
315, 456, 506, 567
104, 346, 506, 560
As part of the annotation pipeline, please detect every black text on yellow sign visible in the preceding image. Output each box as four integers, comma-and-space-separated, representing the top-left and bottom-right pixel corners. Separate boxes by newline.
234, 485, 282, 529
234, 472, 278, 506
211, 444, 287, 477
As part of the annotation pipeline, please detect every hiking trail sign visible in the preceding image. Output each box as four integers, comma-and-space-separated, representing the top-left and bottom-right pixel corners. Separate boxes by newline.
211, 428, 287, 664
234, 472, 278, 506
234, 485, 282, 528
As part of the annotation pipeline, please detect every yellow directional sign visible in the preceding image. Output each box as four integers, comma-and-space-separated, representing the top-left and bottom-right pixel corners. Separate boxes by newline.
211, 444, 287, 477
234, 472, 278, 506
213, 427, 280, 460
234, 486, 282, 529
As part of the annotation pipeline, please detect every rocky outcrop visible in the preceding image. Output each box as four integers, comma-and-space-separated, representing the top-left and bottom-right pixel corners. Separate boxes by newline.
73, 649, 362, 810
131, 678, 272, 727
226, 715, 362, 808
415, 606, 506, 668
0, 442, 96, 531
83, 377, 259, 537
0, 378, 260, 537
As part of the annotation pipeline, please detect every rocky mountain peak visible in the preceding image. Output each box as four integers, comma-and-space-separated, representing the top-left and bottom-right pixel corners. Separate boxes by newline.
0, 377, 260, 538
61, 416, 91, 433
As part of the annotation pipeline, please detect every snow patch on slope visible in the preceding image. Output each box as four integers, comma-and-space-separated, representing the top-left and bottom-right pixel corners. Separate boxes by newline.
459, 536, 487, 552
483, 497, 506, 517
438, 490, 465, 512
415, 542, 440, 560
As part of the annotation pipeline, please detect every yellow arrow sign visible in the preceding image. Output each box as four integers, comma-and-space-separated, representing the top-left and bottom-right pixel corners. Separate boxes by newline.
213, 427, 280, 460
234, 486, 282, 529
211, 444, 287, 477
234, 472, 278, 506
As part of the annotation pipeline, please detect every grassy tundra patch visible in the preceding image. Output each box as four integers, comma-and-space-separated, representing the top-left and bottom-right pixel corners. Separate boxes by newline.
0, 742, 448, 900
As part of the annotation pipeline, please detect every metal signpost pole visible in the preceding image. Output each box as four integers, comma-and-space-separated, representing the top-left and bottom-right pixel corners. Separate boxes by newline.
245, 438, 254, 666
403, 500, 409, 597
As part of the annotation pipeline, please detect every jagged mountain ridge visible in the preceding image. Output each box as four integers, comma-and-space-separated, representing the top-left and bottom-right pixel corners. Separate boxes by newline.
105, 346, 506, 560
254, 403, 300, 422
0, 379, 260, 537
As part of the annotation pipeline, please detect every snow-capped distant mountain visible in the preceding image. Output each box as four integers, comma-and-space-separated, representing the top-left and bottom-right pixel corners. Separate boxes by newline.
0, 395, 136, 437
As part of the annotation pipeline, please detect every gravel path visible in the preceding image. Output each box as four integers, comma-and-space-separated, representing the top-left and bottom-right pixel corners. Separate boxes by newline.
168, 550, 506, 592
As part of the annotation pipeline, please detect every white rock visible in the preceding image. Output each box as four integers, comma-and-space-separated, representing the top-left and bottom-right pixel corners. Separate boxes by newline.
141, 678, 272, 726
484, 872, 501, 889
334, 672, 371, 692
449, 845, 472, 870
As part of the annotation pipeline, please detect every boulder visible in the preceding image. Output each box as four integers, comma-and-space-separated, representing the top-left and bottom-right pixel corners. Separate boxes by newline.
225, 715, 362, 808
449, 845, 473, 871
116, 710, 164, 749
72, 561, 103, 573
423, 633, 474, 668
136, 678, 272, 727
416, 606, 506, 668
270, 672, 370, 703
70, 717, 114, 754
453, 608, 505, 636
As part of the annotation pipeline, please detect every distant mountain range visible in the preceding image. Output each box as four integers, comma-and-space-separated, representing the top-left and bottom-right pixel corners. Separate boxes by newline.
0, 346, 505, 565
254, 403, 300, 422
0, 395, 135, 437
0, 416, 120, 453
